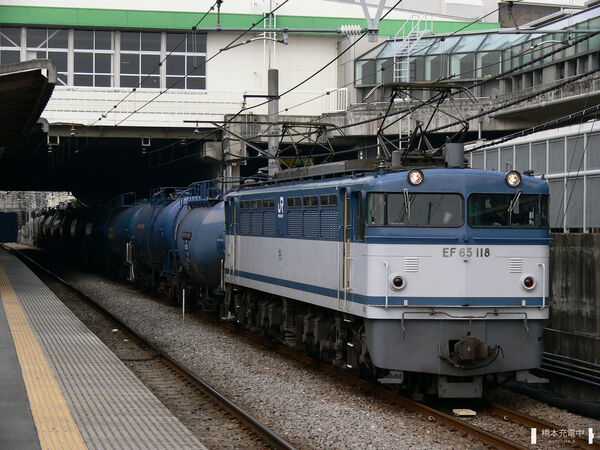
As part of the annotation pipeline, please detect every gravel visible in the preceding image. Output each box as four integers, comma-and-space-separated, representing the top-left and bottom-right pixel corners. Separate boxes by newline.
57, 270, 482, 449
487, 387, 600, 433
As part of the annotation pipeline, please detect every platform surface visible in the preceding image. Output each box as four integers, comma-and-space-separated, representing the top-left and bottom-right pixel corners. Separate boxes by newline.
0, 247, 204, 449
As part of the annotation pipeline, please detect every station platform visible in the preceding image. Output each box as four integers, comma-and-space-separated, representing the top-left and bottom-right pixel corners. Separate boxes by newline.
0, 247, 204, 449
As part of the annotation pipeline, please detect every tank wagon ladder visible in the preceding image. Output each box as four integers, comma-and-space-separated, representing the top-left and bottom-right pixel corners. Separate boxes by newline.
108, 192, 139, 281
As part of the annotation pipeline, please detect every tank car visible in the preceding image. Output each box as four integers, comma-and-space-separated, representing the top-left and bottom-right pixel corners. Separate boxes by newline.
129, 187, 190, 290
222, 167, 549, 397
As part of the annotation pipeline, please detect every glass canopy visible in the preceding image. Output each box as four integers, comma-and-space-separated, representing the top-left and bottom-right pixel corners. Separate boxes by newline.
355, 11, 598, 87
355, 31, 530, 85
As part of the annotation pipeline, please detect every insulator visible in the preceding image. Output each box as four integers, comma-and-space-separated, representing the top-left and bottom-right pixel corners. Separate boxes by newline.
339, 24, 363, 35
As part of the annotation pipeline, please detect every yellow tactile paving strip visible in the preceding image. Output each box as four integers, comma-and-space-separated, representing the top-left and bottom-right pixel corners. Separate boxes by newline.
0, 265, 87, 450
0, 248, 204, 449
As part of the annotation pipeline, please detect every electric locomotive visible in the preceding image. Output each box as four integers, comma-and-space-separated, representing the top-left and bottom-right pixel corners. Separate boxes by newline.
222, 162, 549, 397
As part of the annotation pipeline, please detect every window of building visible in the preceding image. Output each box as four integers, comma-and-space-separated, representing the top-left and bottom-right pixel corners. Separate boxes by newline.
26, 28, 68, 85
0, 26, 21, 65
166, 32, 206, 90
120, 31, 160, 88
6, 26, 208, 91
74, 30, 113, 87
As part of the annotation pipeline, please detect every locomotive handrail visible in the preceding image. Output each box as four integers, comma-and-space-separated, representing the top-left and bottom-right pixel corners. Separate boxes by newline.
384, 261, 389, 309
337, 225, 343, 310
538, 262, 546, 309
400, 310, 531, 337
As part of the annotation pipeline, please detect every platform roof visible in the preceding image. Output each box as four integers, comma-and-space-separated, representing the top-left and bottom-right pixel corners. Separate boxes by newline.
0, 59, 55, 157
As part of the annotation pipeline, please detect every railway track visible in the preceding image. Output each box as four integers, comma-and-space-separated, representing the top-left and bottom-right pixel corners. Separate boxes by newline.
486, 403, 597, 449
7, 246, 295, 450
10, 245, 599, 450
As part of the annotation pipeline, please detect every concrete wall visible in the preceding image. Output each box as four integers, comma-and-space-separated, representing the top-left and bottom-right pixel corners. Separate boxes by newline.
207, 31, 339, 115
498, 2, 561, 28
546, 233, 600, 400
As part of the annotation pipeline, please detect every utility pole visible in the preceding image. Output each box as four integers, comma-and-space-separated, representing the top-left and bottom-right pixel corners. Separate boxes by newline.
267, 68, 279, 176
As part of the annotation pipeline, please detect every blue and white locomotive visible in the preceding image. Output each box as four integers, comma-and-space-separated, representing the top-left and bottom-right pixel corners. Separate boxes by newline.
33, 155, 550, 398
220, 165, 549, 397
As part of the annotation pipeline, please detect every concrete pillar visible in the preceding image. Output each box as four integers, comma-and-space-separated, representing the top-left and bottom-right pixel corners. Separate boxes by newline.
267, 68, 279, 177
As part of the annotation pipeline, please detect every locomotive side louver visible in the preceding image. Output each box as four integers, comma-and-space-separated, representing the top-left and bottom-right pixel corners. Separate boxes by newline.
509, 257, 523, 273
405, 257, 418, 272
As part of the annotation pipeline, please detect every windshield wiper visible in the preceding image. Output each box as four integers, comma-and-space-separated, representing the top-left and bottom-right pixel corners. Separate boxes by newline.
507, 190, 522, 223
396, 189, 411, 223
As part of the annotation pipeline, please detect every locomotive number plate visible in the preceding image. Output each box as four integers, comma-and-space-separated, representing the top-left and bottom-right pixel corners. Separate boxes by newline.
442, 247, 490, 258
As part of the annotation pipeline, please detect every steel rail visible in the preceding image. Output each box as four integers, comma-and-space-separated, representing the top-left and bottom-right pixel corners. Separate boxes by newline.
488, 403, 598, 449
5, 245, 296, 450
192, 311, 530, 450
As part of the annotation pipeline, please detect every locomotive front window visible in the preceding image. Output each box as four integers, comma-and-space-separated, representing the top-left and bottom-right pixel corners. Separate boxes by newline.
468, 194, 549, 227
367, 193, 463, 227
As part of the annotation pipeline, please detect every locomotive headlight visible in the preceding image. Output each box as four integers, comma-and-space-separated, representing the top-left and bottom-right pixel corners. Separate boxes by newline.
408, 169, 424, 185
506, 170, 521, 187
520, 274, 536, 290
389, 274, 406, 290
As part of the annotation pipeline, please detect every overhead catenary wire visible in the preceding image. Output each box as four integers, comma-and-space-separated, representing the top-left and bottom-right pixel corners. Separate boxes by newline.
143, 7, 600, 170
554, 55, 599, 230
271, 5, 504, 116
274, 15, 599, 121
141, 0, 406, 160
88, 0, 221, 128
334, 30, 600, 133
69, 0, 292, 159
208, 0, 406, 131
145, 76, 600, 174
112, 0, 292, 128
58, 0, 224, 165
466, 103, 600, 153
145, 60, 599, 170
177, 4, 511, 149
146, 67, 600, 170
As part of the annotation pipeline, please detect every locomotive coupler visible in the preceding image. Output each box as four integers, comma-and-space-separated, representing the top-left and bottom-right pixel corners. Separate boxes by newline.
439, 336, 503, 369
454, 336, 487, 362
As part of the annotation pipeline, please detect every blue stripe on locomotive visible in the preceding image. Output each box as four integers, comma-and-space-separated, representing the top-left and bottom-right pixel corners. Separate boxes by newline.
224, 268, 544, 307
